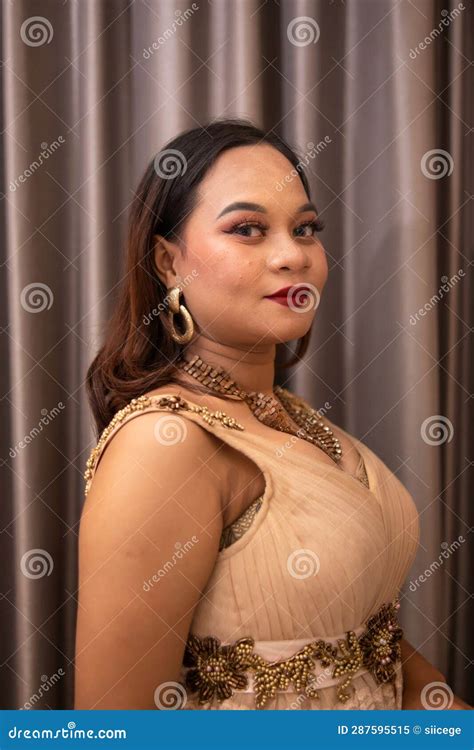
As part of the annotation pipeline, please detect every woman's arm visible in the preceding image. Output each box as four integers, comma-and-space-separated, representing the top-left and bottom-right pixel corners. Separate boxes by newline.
74, 413, 226, 709
401, 638, 472, 709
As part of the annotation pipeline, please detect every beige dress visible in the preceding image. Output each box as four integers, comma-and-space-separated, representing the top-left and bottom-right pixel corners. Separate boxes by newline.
84, 390, 420, 711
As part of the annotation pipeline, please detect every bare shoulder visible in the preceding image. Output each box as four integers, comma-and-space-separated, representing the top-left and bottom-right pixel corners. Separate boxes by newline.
76, 404, 227, 709
141, 383, 266, 525
83, 404, 228, 525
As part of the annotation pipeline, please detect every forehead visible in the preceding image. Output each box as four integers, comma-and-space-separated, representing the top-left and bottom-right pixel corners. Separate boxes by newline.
195, 143, 309, 214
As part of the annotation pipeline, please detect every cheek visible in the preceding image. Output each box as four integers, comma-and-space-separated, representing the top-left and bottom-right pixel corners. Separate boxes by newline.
216, 257, 262, 295
191, 246, 258, 291
314, 244, 329, 283
320, 252, 329, 281
181, 255, 247, 316
183, 224, 266, 297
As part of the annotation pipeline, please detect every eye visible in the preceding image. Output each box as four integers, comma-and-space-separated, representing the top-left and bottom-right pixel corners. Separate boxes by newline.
224, 220, 268, 238
223, 217, 326, 239
294, 218, 326, 237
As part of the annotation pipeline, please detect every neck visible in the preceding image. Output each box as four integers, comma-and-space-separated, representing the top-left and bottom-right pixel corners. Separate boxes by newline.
177, 338, 277, 395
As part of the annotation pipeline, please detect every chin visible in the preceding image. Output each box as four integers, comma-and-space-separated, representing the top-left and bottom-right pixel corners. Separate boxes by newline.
265, 323, 313, 344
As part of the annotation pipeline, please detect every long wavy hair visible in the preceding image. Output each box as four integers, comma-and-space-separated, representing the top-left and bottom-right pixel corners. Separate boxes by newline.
86, 118, 315, 436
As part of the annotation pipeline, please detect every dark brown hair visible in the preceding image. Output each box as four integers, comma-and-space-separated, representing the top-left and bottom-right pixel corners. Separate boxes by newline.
86, 118, 315, 436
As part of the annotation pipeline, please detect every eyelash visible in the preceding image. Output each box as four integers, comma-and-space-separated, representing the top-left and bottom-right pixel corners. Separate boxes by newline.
224, 218, 326, 238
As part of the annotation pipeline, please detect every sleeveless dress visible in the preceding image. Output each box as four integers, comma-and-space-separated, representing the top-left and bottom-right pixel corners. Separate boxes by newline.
83, 390, 420, 711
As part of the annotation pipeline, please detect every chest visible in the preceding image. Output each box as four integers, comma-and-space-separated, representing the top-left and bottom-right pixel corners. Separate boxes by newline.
221, 418, 366, 529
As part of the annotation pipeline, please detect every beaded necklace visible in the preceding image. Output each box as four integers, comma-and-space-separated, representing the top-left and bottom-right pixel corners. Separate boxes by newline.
176, 353, 343, 465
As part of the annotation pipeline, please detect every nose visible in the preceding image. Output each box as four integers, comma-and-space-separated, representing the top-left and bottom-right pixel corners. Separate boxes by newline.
266, 236, 312, 273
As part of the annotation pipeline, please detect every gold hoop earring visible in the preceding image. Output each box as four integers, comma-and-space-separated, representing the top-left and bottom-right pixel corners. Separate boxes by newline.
167, 286, 194, 344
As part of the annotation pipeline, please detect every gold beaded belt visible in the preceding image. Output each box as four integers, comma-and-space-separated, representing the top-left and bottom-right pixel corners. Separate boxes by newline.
179, 599, 402, 709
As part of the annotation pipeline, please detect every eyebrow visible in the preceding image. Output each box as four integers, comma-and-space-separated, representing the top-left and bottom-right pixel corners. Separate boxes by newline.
215, 201, 318, 219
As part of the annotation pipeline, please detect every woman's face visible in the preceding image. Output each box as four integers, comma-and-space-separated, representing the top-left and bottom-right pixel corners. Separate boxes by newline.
157, 143, 329, 351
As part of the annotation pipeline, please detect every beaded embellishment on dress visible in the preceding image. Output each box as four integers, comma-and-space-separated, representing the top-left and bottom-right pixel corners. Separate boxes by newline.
180, 599, 403, 709
83, 394, 245, 497
84, 393, 371, 499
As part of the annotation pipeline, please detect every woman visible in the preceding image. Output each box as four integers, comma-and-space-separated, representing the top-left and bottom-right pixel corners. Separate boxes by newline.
75, 118, 470, 710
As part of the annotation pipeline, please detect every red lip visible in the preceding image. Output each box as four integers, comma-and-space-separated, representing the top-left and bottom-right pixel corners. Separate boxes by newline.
265, 285, 309, 298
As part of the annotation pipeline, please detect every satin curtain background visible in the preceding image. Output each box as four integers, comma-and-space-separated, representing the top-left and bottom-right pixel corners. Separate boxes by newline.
0, 0, 472, 709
